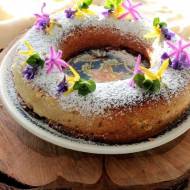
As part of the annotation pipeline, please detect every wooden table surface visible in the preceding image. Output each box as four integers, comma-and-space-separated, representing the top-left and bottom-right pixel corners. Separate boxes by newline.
1, 40, 190, 190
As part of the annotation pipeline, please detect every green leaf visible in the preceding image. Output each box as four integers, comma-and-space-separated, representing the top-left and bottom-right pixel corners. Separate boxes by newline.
73, 80, 81, 90
153, 17, 160, 27
26, 54, 44, 68
104, 0, 123, 10
78, 84, 91, 96
142, 79, 153, 91
134, 73, 161, 93
79, 0, 93, 9
87, 80, 96, 92
149, 79, 161, 92
159, 22, 167, 28
153, 17, 167, 29
134, 74, 145, 88
73, 78, 96, 96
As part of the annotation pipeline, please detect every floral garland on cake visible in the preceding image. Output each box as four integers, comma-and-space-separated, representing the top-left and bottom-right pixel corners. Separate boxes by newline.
18, 0, 190, 96
19, 42, 96, 96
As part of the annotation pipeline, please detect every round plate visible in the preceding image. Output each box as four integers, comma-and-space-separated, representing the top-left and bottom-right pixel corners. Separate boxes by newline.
1, 41, 190, 155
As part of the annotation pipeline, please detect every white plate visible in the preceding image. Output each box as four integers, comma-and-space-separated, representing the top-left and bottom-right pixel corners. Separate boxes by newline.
1, 41, 190, 155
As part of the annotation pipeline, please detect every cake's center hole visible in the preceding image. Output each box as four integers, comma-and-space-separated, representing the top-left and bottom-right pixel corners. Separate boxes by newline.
67, 48, 149, 83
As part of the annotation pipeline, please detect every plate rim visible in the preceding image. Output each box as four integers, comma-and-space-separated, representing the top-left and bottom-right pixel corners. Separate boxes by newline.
0, 40, 190, 155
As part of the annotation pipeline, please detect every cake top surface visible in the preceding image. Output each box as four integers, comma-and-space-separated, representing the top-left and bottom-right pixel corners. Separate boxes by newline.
13, 0, 190, 117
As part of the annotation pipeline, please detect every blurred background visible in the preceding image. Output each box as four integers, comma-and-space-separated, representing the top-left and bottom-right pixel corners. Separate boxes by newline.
0, 0, 189, 49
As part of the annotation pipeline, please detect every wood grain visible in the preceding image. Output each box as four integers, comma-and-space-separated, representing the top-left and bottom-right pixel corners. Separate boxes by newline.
0, 37, 190, 190
0, 103, 103, 187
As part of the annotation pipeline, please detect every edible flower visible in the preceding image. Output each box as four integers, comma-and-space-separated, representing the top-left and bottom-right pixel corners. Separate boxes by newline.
19, 41, 36, 57
62, 66, 96, 96
117, 0, 142, 21
78, 0, 93, 9
161, 27, 175, 41
144, 17, 174, 40
140, 59, 169, 81
34, 3, 50, 31
65, 8, 77, 19
129, 54, 142, 87
73, 78, 96, 96
134, 73, 161, 92
104, 0, 123, 10
165, 39, 190, 69
19, 41, 44, 80
57, 75, 69, 93
75, 8, 95, 18
19, 41, 44, 68
167, 40, 190, 60
171, 52, 190, 70
133, 59, 169, 92
74, 0, 95, 18
26, 53, 44, 68
102, 8, 113, 17
45, 47, 69, 74
161, 52, 170, 60
64, 66, 81, 95
22, 65, 38, 80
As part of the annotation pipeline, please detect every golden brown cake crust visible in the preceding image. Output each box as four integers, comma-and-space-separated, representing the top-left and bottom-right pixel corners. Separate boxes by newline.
12, 61, 190, 143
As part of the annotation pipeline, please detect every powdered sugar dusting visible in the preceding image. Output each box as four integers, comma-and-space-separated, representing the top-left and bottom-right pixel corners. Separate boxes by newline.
13, 5, 190, 117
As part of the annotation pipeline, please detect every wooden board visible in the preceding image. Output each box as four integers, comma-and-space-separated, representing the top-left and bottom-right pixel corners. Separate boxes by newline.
1, 41, 190, 190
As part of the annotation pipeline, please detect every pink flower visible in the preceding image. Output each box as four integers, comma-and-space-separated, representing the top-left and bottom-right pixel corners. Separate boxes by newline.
167, 39, 190, 61
118, 0, 142, 21
45, 47, 69, 74
166, 39, 190, 69
34, 2, 50, 30
129, 54, 142, 87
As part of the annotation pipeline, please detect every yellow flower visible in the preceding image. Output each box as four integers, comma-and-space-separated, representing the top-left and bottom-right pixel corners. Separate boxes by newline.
113, 5, 125, 18
64, 66, 80, 95
140, 59, 169, 81
76, 0, 84, 6
156, 59, 169, 79
144, 26, 162, 40
19, 41, 35, 56
75, 8, 95, 18
46, 19, 56, 34
73, 0, 95, 18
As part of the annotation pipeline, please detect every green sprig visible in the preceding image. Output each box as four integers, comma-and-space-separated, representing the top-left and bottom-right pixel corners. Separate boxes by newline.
153, 17, 167, 28
134, 73, 160, 92
104, 0, 123, 10
73, 78, 96, 96
26, 53, 44, 68
79, 0, 93, 9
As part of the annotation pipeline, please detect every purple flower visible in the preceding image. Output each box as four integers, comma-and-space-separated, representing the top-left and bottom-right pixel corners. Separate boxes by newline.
45, 46, 69, 74
102, 9, 113, 17
167, 40, 190, 60
65, 8, 77, 19
166, 39, 190, 70
34, 2, 50, 30
161, 52, 169, 60
57, 76, 68, 93
161, 27, 175, 40
171, 52, 190, 70
23, 65, 38, 80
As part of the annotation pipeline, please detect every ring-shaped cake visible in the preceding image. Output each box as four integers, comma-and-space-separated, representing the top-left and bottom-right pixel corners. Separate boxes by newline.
11, 1, 190, 143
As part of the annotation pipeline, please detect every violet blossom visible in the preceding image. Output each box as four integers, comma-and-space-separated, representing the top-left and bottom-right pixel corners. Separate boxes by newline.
34, 2, 50, 30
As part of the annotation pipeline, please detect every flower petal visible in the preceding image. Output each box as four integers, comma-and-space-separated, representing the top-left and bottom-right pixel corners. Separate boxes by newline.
156, 59, 169, 79
140, 66, 158, 80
